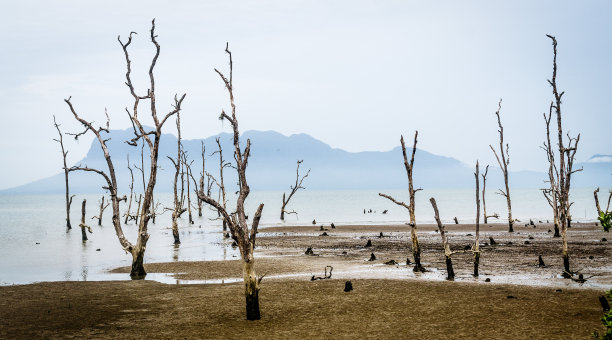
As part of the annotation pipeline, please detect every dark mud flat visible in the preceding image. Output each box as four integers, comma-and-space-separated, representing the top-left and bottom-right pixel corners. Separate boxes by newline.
1, 222, 610, 339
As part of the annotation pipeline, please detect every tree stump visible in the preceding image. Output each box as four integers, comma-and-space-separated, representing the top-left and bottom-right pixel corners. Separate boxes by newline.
344, 281, 353, 292
364, 239, 372, 247
369, 253, 376, 261
538, 255, 545, 267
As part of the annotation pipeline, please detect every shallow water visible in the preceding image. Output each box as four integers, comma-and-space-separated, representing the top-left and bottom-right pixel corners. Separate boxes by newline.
0, 188, 603, 285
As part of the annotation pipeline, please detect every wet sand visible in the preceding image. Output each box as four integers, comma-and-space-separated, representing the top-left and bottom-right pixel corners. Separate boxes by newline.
1, 222, 610, 338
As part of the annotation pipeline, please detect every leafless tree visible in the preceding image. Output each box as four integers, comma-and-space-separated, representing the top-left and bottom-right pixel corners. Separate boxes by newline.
182, 150, 195, 224
543, 35, 581, 277
197, 43, 265, 320
489, 99, 514, 232
53, 116, 75, 229
65, 20, 185, 279
91, 196, 110, 226
168, 112, 184, 244
379, 131, 425, 272
429, 197, 454, 280
196, 141, 206, 217
79, 199, 92, 241
211, 137, 230, 231
280, 160, 310, 220
473, 161, 481, 277
541, 104, 562, 238
480, 164, 498, 224
124, 155, 135, 224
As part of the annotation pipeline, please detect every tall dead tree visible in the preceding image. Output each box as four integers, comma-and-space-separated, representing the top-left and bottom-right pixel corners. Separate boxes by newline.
542, 104, 561, 238
473, 161, 481, 277
65, 20, 185, 279
182, 150, 194, 224
212, 137, 230, 231
429, 197, 454, 280
280, 160, 310, 220
379, 131, 425, 272
197, 43, 265, 320
489, 99, 514, 232
53, 116, 74, 229
168, 111, 183, 244
92, 196, 110, 226
196, 141, 206, 217
543, 35, 581, 277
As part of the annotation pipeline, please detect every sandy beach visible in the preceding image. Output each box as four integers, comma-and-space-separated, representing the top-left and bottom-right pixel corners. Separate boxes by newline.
1, 222, 610, 338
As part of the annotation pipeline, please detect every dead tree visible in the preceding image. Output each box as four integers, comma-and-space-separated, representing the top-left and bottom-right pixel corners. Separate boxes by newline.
65, 20, 185, 279
481, 165, 498, 223
542, 104, 561, 238
280, 160, 310, 220
379, 131, 425, 272
168, 111, 183, 244
124, 155, 135, 224
79, 199, 92, 241
473, 161, 481, 277
594, 188, 612, 232
489, 99, 514, 232
92, 196, 110, 226
196, 141, 206, 217
212, 137, 230, 231
429, 197, 454, 280
197, 43, 265, 320
53, 116, 75, 229
544, 35, 581, 277
182, 150, 194, 224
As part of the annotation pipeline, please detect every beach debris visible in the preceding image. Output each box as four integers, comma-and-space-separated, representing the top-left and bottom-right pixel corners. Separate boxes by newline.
280, 160, 310, 221
369, 253, 376, 261
331, 223, 336, 229
311, 265, 333, 281
344, 281, 353, 292
453, 217, 459, 224
485, 278, 491, 282
538, 255, 546, 267
382, 210, 388, 214
312, 219, 316, 225
384, 259, 398, 265
364, 239, 372, 247
489, 236, 496, 245
305, 247, 315, 256
320, 232, 329, 237
589, 255, 594, 260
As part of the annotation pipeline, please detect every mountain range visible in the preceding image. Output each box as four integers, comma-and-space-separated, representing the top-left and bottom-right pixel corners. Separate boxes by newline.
2, 128, 610, 194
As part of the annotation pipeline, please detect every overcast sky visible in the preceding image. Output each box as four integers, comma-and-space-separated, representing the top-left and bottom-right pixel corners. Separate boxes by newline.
0, 1, 610, 190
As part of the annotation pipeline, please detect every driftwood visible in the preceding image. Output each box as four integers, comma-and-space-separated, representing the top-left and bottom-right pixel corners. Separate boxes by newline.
378, 131, 425, 272
280, 160, 310, 220
52, 116, 75, 229
311, 266, 333, 281
65, 20, 185, 279
196, 43, 264, 321
489, 99, 514, 233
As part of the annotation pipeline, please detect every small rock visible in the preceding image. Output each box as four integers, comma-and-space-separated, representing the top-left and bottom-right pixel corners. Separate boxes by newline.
384, 260, 398, 265
589, 255, 594, 260
35, 242, 40, 245
556, 289, 562, 292
524, 241, 530, 245
406, 257, 412, 265
466, 233, 472, 236
369, 253, 376, 261
96, 248, 101, 251
507, 295, 516, 299
305, 247, 314, 256
528, 236, 534, 240
320, 232, 328, 237
344, 281, 353, 292
602, 238, 607, 242
489, 237, 496, 245
365, 239, 372, 247
485, 278, 491, 282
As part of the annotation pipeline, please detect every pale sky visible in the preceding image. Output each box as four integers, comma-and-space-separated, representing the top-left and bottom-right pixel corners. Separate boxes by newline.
0, 1, 610, 190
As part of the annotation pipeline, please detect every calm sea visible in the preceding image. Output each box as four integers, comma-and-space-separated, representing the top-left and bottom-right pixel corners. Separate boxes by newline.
0, 188, 603, 285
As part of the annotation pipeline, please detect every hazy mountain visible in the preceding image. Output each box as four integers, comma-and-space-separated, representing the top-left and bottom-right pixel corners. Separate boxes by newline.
2, 128, 610, 194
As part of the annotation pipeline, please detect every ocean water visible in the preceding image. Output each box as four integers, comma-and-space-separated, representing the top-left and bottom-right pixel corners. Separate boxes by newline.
0, 187, 604, 285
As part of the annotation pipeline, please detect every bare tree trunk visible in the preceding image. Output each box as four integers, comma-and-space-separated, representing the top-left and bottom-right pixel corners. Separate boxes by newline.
65, 20, 185, 280
280, 160, 310, 221
168, 111, 183, 245
481, 165, 489, 224
213, 137, 229, 231
197, 141, 205, 217
198, 43, 264, 320
53, 116, 74, 230
124, 156, 134, 224
79, 199, 89, 241
430, 197, 454, 280
183, 151, 194, 225
379, 131, 424, 272
489, 99, 514, 232
474, 161, 481, 277
93, 196, 109, 226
